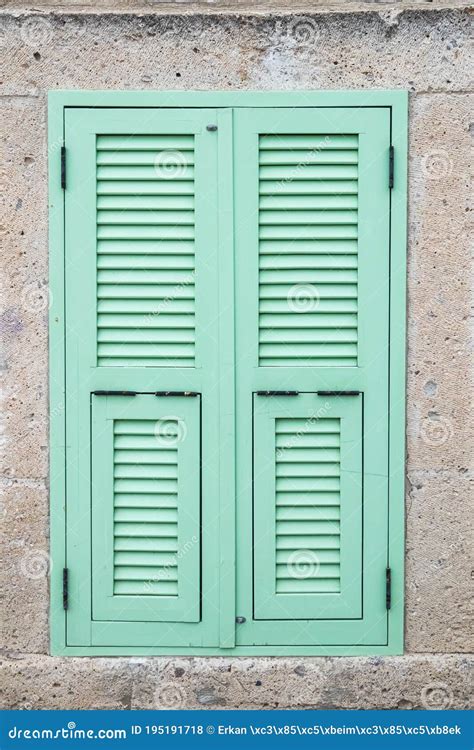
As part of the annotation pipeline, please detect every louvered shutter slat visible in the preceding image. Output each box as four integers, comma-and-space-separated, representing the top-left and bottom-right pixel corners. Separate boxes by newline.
92, 394, 200, 622
258, 134, 359, 368
96, 134, 196, 368
253, 394, 362, 619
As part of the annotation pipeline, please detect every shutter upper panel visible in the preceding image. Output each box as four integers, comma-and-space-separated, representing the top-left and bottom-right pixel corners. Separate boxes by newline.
96, 134, 196, 367
258, 134, 359, 367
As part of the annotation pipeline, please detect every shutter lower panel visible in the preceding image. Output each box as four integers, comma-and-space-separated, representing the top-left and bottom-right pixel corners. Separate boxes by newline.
113, 418, 180, 597
92, 394, 200, 622
253, 393, 362, 620
275, 416, 342, 595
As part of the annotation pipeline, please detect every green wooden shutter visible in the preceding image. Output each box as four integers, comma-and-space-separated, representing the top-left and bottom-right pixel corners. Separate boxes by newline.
64, 108, 221, 648
53, 94, 405, 655
234, 107, 391, 647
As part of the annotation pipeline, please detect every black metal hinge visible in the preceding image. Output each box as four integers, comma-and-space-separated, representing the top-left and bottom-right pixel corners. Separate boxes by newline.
92, 390, 137, 397
63, 567, 69, 610
386, 567, 392, 610
389, 146, 394, 189
61, 145, 66, 190
155, 391, 199, 397
317, 390, 361, 397
256, 390, 299, 397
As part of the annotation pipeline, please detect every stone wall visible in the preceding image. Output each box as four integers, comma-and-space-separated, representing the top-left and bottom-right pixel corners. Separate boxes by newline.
0, 2, 472, 710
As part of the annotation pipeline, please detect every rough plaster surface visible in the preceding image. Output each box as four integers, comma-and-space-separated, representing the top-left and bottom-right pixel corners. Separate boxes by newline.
1, 654, 473, 710
0, 5, 473, 709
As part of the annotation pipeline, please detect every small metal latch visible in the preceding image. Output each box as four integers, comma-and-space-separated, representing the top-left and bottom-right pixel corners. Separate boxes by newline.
92, 390, 137, 397
386, 567, 392, 610
63, 567, 69, 610
154, 391, 199, 397
206, 124, 218, 132
317, 391, 361, 397
235, 616, 246, 624
256, 391, 299, 397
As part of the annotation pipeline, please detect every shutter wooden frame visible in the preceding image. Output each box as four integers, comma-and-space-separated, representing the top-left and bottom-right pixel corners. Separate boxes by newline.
49, 90, 407, 656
